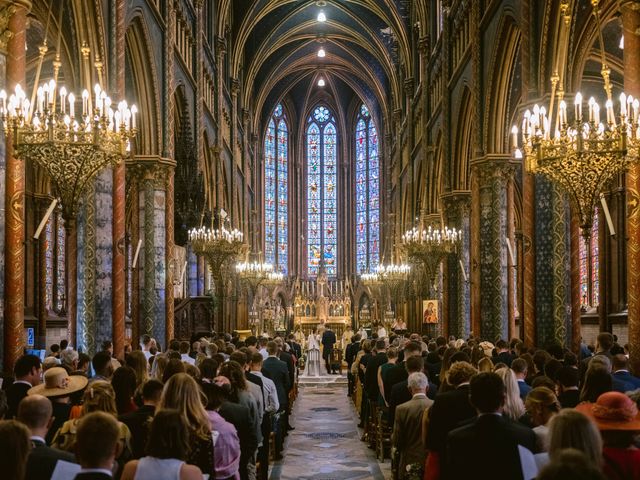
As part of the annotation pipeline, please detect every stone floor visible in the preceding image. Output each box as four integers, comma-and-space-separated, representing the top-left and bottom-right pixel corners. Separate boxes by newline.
270, 376, 391, 480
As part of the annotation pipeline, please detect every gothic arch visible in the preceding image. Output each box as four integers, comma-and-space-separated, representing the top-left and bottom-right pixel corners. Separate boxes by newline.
125, 15, 161, 155
485, 16, 521, 153
453, 87, 473, 191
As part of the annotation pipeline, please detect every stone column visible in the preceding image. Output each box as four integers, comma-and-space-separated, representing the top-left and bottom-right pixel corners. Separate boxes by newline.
35, 196, 50, 348
3, 0, 28, 372
534, 177, 570, 347
623, 2, 640, 375
472, 160, 513, 341
95, 170, 114, 348
134, 159, 175, 347
165, 170, 175, 347
442, 193, 471, 339
77, 185, 96, 355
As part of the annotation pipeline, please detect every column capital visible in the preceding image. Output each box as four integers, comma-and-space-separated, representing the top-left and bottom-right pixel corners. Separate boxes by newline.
231, 78, 240, 95
441, 190, 472, 218
418, 36, 430, 55
471, 156, 516, 185
0, 3, 17, 52
404, 77, 415, 95
215, 36, 227, 55
127, 155, 176, 189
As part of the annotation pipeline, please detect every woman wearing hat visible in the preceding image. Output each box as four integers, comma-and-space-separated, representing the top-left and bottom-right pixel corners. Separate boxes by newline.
27, 366, 88, 444
577, 391, 640, 479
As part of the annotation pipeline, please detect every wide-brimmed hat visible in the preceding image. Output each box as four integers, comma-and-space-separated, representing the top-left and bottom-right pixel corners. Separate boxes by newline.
576, 391, 640, 431
27, 367, 88, 398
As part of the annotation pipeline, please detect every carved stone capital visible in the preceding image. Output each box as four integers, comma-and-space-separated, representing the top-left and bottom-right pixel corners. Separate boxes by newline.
404, 77, 415, 95
441, 191, 472, 219
127, 155, 176, 191
418, 36, 429, 55
472, 160, 515, 187
215, 36, 227, 55
231, 78, 240, 95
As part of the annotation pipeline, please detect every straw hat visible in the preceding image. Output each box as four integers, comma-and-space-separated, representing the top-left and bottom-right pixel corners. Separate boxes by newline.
576, 391, 640, 431
27, 367, 88, 398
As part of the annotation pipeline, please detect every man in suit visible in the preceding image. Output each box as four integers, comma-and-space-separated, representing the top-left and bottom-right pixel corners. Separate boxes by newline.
491, 339, 515, 367
18, 394, 79, 479
364, 339, 388, 403
388, 356, 436, 424
321, 325, 337, 373
345, 334, 361, 396
612, 354, 640, 391
118, 379, 163, 459
286, 333, 302, 361
555, 366, 580, 408
446, 372, 537, 480
512, 358, 532, 400
383, 341, 422, 404
425, 361, 478, 470
6, 354, 42, 419
579, 332, 614, 383
392, 372, 433, 478
73, 412, 121, 479
261, 340, 291, 459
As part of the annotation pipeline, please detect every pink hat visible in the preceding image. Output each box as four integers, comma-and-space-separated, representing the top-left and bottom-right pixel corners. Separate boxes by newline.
576, 391, 640, 431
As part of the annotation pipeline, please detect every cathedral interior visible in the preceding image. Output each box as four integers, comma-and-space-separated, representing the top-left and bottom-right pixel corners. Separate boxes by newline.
0, 0, 639, 374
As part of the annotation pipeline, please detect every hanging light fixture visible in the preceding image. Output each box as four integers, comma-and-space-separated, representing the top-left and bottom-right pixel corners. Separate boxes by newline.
515, 0, 640, 239
317, 78, 325, 87
317, 48, 326, 58
317, 11, 326, 22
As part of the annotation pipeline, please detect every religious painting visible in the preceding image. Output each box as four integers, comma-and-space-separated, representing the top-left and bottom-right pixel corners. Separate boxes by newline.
423, 300, 439, 324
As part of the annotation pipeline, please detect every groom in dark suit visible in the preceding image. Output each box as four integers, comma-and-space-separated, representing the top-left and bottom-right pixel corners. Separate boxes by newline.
322, 326, 337, 373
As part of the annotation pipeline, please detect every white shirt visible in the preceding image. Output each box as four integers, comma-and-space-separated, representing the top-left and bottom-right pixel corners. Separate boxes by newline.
377, 327, 387, 338
251, 370, 280, 413
259, 348, 269, 360
181, 353, 195, 365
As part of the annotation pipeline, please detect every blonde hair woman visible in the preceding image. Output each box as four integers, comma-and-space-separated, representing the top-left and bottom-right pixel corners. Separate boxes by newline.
51, 381, 133, 466
525, 387, 561, 451
158, 373, 214, 477
495, 367, 525, 421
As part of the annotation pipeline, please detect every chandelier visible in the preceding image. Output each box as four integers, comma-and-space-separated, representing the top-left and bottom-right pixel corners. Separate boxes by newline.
188, 226, 245, 275
376, 262, 411, 293
235, 258, 274, 291
402, 225, 461, 292
515, 0, 640, 239
0, 80, 136, 223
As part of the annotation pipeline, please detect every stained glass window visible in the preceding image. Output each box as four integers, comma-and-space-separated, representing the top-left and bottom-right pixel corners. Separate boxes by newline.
355, 104, 380, 273
264, 104, 288, 273
579, 213, 599, 309
44, 211, 66, 314
307, 106, 338, 277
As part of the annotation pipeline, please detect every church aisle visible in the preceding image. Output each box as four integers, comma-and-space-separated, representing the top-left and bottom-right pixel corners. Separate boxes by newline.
270, 382, 390, 480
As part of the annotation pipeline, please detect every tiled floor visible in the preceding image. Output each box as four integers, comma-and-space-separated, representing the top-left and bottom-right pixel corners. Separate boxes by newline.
270, 378, 391, 480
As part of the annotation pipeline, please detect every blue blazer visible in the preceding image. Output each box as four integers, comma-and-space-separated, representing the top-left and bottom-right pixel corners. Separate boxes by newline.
613, 370, 640, 391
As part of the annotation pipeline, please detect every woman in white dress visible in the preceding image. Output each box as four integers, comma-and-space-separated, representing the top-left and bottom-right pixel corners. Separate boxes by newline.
303, 329, 326, 376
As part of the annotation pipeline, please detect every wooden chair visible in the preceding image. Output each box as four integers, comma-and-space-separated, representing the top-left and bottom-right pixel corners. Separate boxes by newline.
376, 406, 393, 461
330, 348, 343, 374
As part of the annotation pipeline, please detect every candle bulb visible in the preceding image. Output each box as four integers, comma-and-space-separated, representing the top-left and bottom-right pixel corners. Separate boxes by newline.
68, 93, 75, 118
575, 92, 582, 121
594, 103, 600, 125
620, 93, 627, 118
511, 125, 518, 148
588, 97, 595, 122
82, 89, 89, 116
60, 87, 67, 114
131, 104, 137, 129
559, 100, 567, 125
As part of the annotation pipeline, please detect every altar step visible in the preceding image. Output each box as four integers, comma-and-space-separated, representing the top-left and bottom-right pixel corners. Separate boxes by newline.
297, 374, 348, 387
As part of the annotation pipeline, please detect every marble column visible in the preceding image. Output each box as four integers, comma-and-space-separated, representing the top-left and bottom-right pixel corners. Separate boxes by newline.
77, 185, 97, 354
3, 1, 28, 371
534, 177, 570, 347
442, 193, 471, 339
623, 2, 640, 374
135, 159, 175, 348
165, 171, 175, 347
111, 0, 126, 359
472, 161, 513, 342
0, 7, 7, 365
95, 170, 114, 348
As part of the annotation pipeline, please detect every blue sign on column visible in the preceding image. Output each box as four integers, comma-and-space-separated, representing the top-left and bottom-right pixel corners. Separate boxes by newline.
26, 328, 34, 347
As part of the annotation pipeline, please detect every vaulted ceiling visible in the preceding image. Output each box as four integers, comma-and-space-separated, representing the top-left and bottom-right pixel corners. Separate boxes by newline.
222, 0, 418, 132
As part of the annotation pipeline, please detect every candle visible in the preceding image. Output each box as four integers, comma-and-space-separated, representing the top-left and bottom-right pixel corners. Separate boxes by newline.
459, 259, 468, 282
82, 89, 89, 116
131, 104, 137, 129
559, 100, 567, 125
589, 97, 595, 122
620, 93, 627, 118
132, 239, 142, 268
68, 93, 75, 118
33, 198, 58, 240
575, 92, 582, 121
600, 195, 615, 236
511, 125, 518, 148
505, 238, 516, 265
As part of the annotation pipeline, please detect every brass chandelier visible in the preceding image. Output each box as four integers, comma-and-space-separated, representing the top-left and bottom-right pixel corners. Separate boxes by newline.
0, 82, 137, 222
402, 225, 461, 293
514, 0, 640, 239
188, 225, 245, 272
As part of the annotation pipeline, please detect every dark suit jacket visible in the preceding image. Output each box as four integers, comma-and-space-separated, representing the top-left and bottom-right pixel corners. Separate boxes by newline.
6, 381, 31, 419
321, 330, 337, 349
364, 353, 388, 400
262, 356, 290, 408
345, 342, 359, 368
446, 414, 537, 480
613, 371, 640, 391
491, 351, 515, 367
118, 404, 155, 459
287, 341, 302, 360
425, 385, 476, 456
517, 380, 532, 401
73, 472, 112, 480
557, 389, 580, 409
26, 438, 78, 480
219, 400, 259, 479
278, 350, 295, 392
382, 361, 408, 402
46, 401, 72, 445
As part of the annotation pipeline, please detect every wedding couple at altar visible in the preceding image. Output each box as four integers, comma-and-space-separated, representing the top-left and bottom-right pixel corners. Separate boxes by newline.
303, 326, 338, 376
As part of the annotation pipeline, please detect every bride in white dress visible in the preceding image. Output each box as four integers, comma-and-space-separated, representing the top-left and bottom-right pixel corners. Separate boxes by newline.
303, 328, 327, 377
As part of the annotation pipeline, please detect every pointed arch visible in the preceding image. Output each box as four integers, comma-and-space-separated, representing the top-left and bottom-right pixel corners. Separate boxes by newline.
264, 103, 289, 274
454, 88, 473, 191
